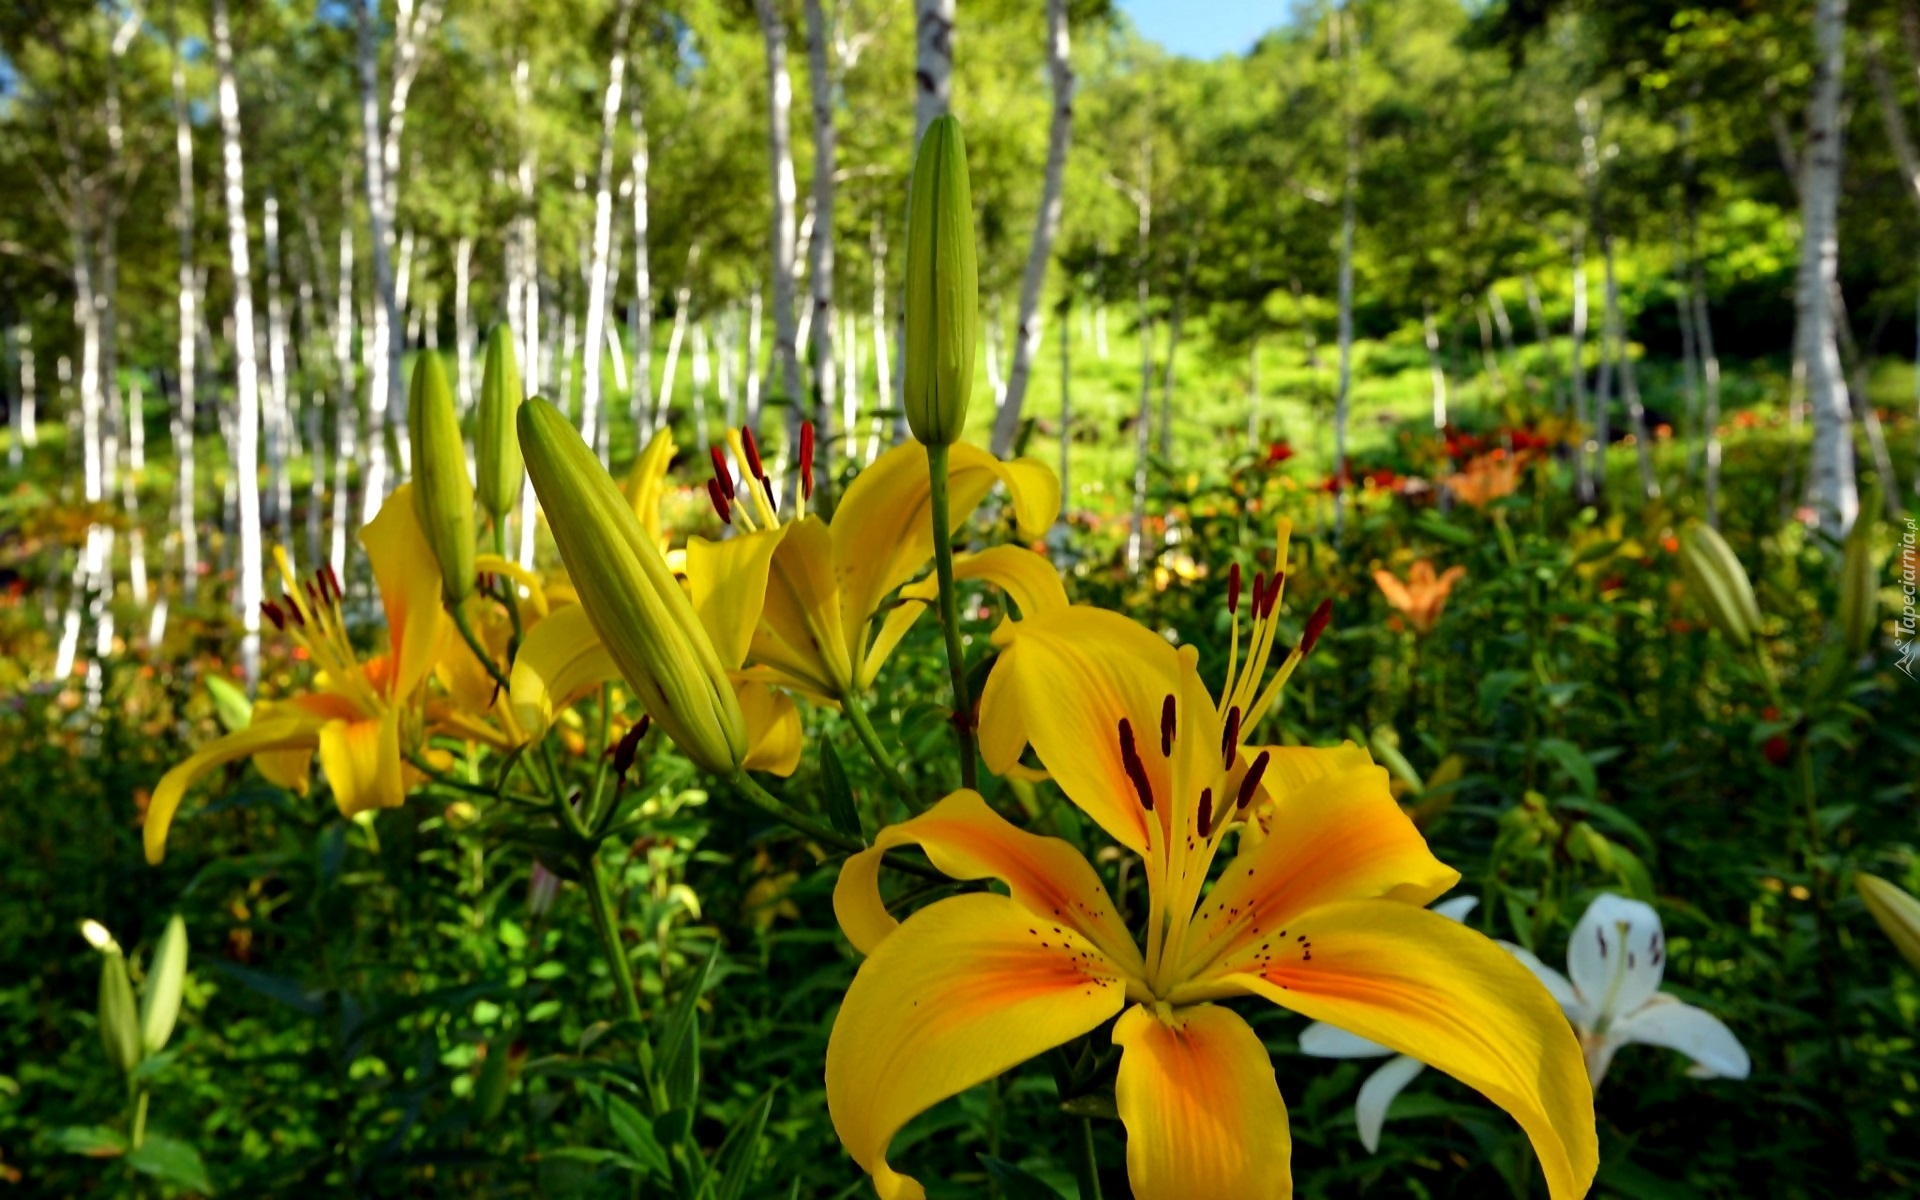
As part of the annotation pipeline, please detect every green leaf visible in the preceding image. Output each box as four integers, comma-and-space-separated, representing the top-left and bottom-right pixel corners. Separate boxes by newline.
1415, 512, 1478, 546
818, 741, 865, 842
979, 1157, 1070, 1200
1477, 670, 1529, 717
706, 1088, 776, 1200
127, 1134, 214, 1193
1536, 739, 1596, 801
204, 674, 253, 733
659, 944, 718, 1109
208, 961, 326, 1016
52, 1125, 127, 1157
604, 1094, 670, 1179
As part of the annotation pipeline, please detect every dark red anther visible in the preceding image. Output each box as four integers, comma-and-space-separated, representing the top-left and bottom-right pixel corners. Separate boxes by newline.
1197, 788, 1215, 838
1262, 571, 1285, 618
260, 599, 286, 631
1227, 563, 1242, 615
742, 427, 766, 483
799, 421, 815, 501
709, 446, 735, 500
281, 592, 306, 626
1221, 705, 1242, 767
1117, 718, 1155, 812
1237, 749, 1271, 810
1301, 598, 1334, 655
609, 716, 651, 777
1251, 571, 1266, 617
323, 564, 343, 602
706, 478, 733, 525
1160, 694, 1176, 757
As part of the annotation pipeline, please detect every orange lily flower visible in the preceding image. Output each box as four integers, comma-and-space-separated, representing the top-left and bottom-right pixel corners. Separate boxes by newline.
1372, 560, 1466, 635
145, 485, 449, 863
823, 524, 1596, 1200
1448, 450, 1522, 508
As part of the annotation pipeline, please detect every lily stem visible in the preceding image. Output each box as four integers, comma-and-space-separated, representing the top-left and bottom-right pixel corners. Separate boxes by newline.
451, 601, 513, 697
729, 772, 947, 881
579, 847, 668, 1116
924, 442, 979, 790
840, 692, 920, 811
1071, 1118, 1102, 1200
129, 1084, 149, 1151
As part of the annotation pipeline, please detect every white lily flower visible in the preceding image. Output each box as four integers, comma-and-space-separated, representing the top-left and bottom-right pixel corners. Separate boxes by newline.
1300, 892, 1750, 1154
1297, 894, 1479, 1153
1505, 893, 1750, 1089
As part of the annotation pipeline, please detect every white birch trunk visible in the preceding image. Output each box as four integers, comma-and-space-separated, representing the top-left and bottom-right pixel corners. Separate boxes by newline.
628, 99, 653, 446
868, 216, 891, 461
718, 305, 739, 429
455, 234, 474, 411
1797, 0, 1858, 536
1332, 12, 1359, 537
805, 0, 838, 496
214, 0, 264, 683
746, 286, 764, 430
357, 0, 399, 518
992, 0, 1074, 457
264, 194, 293, 543
757, 0, 804, 461
1424, 304, 1448, 429
914, 0, 955, 143
581, 0, 636, 458
691, 317, 712, 455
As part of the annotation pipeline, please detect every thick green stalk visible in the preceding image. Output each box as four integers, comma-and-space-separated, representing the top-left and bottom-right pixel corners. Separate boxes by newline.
451, 601, 513, 696
924, 442, 979, 789
581, 849, 668, 1115
841, 692, 920, 811
129, 1085, 149, 1151
1071, 1119, 1102, 1200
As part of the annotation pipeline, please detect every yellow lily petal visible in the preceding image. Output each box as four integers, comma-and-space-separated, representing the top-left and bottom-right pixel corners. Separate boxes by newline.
510, 604, 619, 738
736, 678, 802, 777
318, 708, 408, 818
145, 714, 329, 863
1216, 900, 1598, 1200
833, 789, 1143, 976
863, 545, 1068, 690
825, 893, 1127, 1200
830, 441, 1060, 680
475, 553, 550, 618
627, 425, 677, 548
250, 699, 314, 797
756, 516, 853, 696
1113, 1003, 1292, 1200
363, 483, 450, 700
437, 596, 515, 718
686, 527, 784, 671
1178, 753, 1457, 979
979, 606, 1187, 855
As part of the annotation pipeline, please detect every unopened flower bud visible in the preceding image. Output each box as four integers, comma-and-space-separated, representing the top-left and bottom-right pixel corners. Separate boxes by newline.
96, 942, 143, 1075
477, 326, 526, 525
139, 914, 189, 1056
408, 353, 477, 604
1677, 522, 1761, 650
1856, 872, 1920, 974
903, 115, 978, 446
517, 398, 747, 774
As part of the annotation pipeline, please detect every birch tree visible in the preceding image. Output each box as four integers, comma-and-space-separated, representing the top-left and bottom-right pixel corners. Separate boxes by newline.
1796, 0, 1858, 537
991, 0, 1074, 458
581, 0, 637, 458
804, 0, 837, 498
755, 0, 803, 465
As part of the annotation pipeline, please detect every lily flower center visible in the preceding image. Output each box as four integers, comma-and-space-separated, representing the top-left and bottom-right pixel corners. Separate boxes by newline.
263, 548, 384, 714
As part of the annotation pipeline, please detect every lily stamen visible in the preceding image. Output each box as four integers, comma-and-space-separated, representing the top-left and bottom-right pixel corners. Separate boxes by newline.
1117, 717, 1155, 812
1160, 694, 1177, 757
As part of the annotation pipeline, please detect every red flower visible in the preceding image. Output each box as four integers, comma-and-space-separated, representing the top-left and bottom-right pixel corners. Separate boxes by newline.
1264, 440, 1296, 466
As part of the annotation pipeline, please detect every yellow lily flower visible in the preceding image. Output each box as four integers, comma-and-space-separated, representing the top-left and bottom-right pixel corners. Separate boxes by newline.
1372, 559, 1466, 636
824, 526, 1596, 1200
144, 486, 450, 863
685, 426, 1059, 704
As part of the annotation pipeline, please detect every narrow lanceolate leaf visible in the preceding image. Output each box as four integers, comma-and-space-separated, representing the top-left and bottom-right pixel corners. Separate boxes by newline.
706, 1087, 777, 1200
139, 914, 189, 1055
1677, 522, 1761, 649
407, 352, 477, 603
903, 115, 978, 446
660, 943, 720, 1110
476, 324, 524, 523
819, 740, 865, 842
979, 1156, 1071, 1200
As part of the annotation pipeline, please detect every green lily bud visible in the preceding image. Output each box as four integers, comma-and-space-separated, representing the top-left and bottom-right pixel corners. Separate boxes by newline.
408, 353, 477, 604
1837, 497, 1878, 660
517, 399, 747, 774
1855, 872, 1920, 974
140, 914, 189, 1056
477, 326, 525, 524
97, 944, 143, 1075
902, 115, 978, 446
1677, 522, 1761, 650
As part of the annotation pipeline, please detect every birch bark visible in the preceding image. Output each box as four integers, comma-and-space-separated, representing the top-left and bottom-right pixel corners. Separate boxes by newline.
1797, 0, 1858, 536
804, 0, 838, 498
581, 0, 637, 457
993, 0, 1074, 457
757, 0, 803, 463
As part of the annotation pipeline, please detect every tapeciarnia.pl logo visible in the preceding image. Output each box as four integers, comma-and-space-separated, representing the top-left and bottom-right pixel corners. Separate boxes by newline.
1899, 517, 1917, 679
